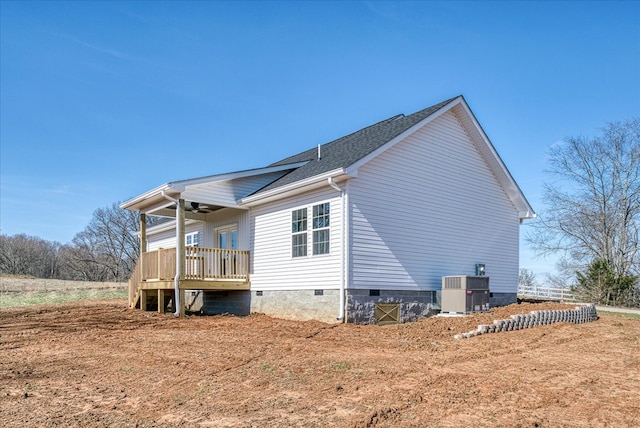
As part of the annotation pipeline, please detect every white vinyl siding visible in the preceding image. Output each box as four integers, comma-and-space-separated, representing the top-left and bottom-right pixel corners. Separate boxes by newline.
204, 209, 250, 250
147, 222, 205, 251
250, 188, 342, 291
184, 172, 291, 208
348, 110, 520, 294
145, 209, 249, 251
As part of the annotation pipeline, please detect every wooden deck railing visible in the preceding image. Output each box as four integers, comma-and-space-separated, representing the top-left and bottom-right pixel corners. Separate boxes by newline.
140, 247, 250, 282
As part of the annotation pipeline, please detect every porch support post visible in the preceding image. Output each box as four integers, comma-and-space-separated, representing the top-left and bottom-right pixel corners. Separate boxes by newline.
158, 289, 165, 313
140, 289, 147, 311
139, 212, 146, 284
177, 198, 186, 317
140, 213, 147, 257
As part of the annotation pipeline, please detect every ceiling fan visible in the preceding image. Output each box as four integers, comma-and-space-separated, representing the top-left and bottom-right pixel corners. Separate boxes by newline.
188, 202, 214, 213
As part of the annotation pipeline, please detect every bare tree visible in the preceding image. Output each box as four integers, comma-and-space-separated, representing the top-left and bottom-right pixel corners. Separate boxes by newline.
518, 268, 537, 289
528, 118, 639, 302
1, 202, 160, 282
0, 234, 61, 278
61, 202, 162, 282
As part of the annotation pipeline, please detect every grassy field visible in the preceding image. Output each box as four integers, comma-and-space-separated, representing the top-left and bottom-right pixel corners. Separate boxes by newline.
0, 275, 127, 309
0, 288, 127, 308
600, 310, 640, 319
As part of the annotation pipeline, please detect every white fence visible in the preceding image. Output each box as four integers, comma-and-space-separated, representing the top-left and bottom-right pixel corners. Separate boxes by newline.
517, 284, 576, 302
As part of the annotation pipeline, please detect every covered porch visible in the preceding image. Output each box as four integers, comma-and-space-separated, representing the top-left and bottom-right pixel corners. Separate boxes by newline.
128, 246, 250, 314
120, 163, 308, 315
123, 192, 252, 316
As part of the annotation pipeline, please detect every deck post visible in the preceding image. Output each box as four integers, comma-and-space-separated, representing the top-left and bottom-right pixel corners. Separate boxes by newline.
140, 289, 147, 311
177, 198, 186, 317
158, 289, 165, 313
141, 215, 146, 273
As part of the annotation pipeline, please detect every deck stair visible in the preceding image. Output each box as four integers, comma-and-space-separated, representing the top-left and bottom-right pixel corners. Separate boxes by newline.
131, 288, 141, 309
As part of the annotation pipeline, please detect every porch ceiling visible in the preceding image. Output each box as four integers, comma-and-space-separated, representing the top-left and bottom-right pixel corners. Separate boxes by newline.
151, 201, 229, 220
120, 161, 308, 214
119, 184, 243, 217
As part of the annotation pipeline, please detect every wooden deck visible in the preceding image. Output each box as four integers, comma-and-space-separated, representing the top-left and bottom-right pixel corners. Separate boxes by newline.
128, 247, 250, 313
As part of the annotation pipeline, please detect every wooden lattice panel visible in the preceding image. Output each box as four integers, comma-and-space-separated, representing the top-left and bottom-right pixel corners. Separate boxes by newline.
375, 303, 400, 325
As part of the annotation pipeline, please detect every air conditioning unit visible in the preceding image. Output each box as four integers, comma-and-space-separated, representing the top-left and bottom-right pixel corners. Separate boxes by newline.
441, 275, 490, 313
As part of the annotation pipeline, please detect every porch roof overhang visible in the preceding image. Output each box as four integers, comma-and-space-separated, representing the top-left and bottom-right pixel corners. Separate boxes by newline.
238, 168, 352, 207
119, 162, 308, 216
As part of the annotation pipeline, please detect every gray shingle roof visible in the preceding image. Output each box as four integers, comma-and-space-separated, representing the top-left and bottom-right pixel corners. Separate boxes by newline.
254, 96, 459, 195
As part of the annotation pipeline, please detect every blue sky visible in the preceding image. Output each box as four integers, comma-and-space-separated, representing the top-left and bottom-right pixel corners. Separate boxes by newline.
1, 1, 639, 278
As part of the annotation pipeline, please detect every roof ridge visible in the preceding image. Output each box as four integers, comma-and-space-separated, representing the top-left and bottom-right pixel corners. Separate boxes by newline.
403, 96, 460, 121
323, 113, 405, 146
268, 113, 406, 167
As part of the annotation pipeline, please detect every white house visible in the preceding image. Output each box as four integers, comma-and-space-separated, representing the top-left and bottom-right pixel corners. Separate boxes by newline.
120, 96, 535, 323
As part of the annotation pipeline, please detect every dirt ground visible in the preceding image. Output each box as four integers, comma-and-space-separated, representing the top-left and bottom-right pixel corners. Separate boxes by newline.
1, 300, 639, 427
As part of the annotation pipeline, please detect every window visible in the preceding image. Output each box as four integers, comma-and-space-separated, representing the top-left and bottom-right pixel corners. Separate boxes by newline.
291, 203, 330, 257
185, 231, 199, 247
291, 208, 307, 257
312, 203, 330, 255
216, 226, 237, 250
313, 229, 330, 255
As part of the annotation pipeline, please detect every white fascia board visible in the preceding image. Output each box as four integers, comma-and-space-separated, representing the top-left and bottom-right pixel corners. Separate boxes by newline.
120, 184, 179, 211
119, 162, 308, 212
239, 168, 351, 206
140, 200, 176, 215
344, 96, 463, 176
170, 161, 309, 188
519, 210, 537, 220
453, 101, 536, 219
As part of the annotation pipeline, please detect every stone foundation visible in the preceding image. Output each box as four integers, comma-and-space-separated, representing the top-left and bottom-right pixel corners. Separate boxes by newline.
346, 290, 439, 324
198, 288, 520, 324
250, 289, 341, 323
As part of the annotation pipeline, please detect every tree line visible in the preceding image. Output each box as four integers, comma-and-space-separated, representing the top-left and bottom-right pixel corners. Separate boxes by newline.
0, 203, 159, 282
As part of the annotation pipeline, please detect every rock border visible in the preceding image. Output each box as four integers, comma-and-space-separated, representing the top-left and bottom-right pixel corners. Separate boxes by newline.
454, 304, 598, 339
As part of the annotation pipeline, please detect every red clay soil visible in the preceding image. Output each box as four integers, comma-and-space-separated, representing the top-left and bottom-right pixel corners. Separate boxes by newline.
1, 300, 639, 427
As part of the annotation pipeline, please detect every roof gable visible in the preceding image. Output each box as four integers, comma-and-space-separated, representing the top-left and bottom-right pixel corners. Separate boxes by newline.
256, 96, 459, 194
249, 95, 534, 220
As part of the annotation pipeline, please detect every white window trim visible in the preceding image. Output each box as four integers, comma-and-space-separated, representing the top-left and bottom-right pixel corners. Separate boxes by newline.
185, 231, 199, 247
312, 202, 330, 255
290, 201, 331, 259
291, 207, 308, 258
